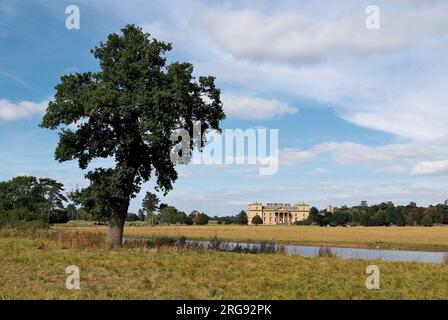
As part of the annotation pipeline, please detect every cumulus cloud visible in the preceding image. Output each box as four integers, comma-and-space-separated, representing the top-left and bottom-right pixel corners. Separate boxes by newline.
0, 99, 48, 121
222, 94, 297, 120
411, 160, 448, 176
195, 3, 448, 142
201, 4, 448, 64
76, 1, 448, 143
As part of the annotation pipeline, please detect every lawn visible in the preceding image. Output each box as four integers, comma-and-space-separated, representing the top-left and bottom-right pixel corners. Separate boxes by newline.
1, 236, 448, 299
56, 224, 448, 251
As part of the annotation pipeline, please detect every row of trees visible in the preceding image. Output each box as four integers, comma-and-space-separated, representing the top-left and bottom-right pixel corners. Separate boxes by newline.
300, 201, 448, 227
3, 176, 447, 228
212, 211, 248, 225
0, 177, 248, 227
130, 193, 249, 225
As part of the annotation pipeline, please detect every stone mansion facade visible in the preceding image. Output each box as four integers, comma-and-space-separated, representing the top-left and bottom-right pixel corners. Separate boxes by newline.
247, 202, 310, 225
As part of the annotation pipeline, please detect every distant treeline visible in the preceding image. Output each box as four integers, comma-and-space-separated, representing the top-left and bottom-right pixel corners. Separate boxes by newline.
2, 176, 447, 227
0, 176, 249, 226
299, 202, 448, 227
127, 207, 249, 226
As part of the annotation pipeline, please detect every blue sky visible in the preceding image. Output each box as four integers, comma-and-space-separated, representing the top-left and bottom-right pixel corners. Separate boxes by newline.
1, 0, 448, 215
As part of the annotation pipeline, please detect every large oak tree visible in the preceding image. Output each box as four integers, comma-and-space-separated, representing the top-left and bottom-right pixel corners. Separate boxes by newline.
41, 25, 225, 248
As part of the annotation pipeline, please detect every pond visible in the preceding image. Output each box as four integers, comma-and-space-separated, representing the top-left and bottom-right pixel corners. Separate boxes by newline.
190, 240, 447, 264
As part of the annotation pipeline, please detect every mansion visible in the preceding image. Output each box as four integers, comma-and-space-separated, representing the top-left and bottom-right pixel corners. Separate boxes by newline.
247, 202, 310, 225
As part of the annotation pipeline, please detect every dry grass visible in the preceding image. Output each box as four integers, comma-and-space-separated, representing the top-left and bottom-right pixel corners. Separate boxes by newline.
56, 225, 448, 251
1, 235, 447, 299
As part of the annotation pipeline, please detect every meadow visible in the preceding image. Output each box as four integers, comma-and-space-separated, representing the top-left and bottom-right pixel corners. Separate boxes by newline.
1, 233, 448, 299
56, 224, 448, 251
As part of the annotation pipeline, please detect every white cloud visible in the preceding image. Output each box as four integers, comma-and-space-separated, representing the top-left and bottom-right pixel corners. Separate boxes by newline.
411, 160, 448, 176
195, 3, 448, 142
307, 167, 329, 175
280, 142, 430, 166
346, 82, 448, 141
201, 4, 448, 64
75, 1, 448, 143
0, 99, 47, 121
376, 166, 409, 175
222, 94, 297, 120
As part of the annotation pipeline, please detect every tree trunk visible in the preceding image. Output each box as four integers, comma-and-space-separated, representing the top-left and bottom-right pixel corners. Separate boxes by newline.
107, 212, 126, 249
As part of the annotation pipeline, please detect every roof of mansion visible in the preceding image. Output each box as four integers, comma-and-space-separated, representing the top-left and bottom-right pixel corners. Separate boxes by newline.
249, 202, 310, 211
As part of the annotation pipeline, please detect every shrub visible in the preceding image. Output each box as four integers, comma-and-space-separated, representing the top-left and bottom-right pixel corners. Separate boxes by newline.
0, 209, 46, 228
251, 215, 263, 225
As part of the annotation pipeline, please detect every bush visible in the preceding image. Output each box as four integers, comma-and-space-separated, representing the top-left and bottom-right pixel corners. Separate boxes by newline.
0, 208, 45, 227
251, 215, 263, 225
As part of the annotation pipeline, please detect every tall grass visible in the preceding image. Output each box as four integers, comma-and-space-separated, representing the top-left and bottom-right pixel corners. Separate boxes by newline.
123, 235, 281, 254
0, 220, 49, 237
37, 231, 106, 249
318, 246, 334, 258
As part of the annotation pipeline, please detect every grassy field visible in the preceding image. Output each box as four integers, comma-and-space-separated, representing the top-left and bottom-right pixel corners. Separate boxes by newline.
56, 224, 448, 251
1, 235, 448, 299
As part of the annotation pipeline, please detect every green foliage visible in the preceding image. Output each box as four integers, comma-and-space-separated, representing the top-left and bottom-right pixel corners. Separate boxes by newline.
308, 207, 321, 225
236, 210, 248, 225
421, 214, 433, 227
126, 213, 140, 222
159, 206, 189, 225
371, 209, 387, 226
0, 208, 43, 226
360, 211, 372, 226
141, 192, 159, 215
68, 188, 106, 222
40, 24, 225, 225
304, 201, 448, 227
77, 208, 95, 221
0, 176, 68, 224
251, 215, 263, 225
212, 211, 252, 225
